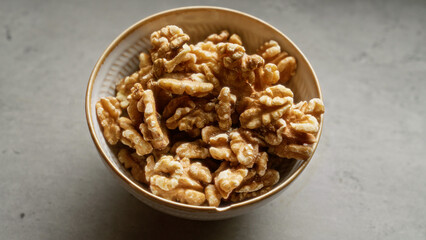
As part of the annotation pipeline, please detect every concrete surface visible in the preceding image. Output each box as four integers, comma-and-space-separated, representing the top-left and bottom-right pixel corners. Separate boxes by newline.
1, 0, 425, 239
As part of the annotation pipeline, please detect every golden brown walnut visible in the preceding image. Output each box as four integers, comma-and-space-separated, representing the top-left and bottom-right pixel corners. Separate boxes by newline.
255, 152, 268, 177
162, 96, 193, 118
202, 126, 237, 163
254, 63, 280, 90
116, 53, 154, 109
202, 127, 262, 168
127, 83, 144, 126
285, 107, 319, 134
216, 87, 237, 130
217, 42, 245, 68
118, 117, 153, 156
217, 43, 264, 72
115, 71, 140, 109
139, 52, 152, 69
175, 140, 210, 159
236, 169, 279, 193
240, 85, 293, 129
229, 187, 272, 202
150, 25, 190, 61
266, 102, 322, 160
229, 130, 259, 168
138, 52, 155, 88
262, 118, 287, 146
117, 149, 148, 184
268, 142, 313, 160
293, 98, 325, 120
96, 97, 122, 145
164, 98, 216, 134
229, 34, 243, 45
152, 44, 196, 77
214, 167, 248, 199
137, 89, 169, 150
190, 41, 219, 63
204, 184, 222, 207
218, 68, 254, 101
257, 40, 297, 83
144, 155, 155, 183
157, 77, 214, 97
259, 99, 322, 146
147, 156, 212, 205
205, 30, 230, 43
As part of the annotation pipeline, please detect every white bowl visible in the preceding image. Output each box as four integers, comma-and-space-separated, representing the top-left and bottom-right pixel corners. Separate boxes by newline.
85, 6, 323, 220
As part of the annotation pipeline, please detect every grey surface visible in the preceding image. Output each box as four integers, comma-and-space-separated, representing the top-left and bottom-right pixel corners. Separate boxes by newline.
1, 0, 425, 239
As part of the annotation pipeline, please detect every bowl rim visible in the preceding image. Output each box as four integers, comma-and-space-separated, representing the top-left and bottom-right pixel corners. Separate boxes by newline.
85, 6, 323, 213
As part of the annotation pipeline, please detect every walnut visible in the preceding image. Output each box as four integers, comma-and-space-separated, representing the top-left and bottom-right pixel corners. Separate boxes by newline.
189, 162, 212, 183
205, 30, 230, 43
204, 184, 222, 207
152, 44, 196, 77
199, 63, 221, 91
214, 167, 248, 199
144, 155, 155, 183
216, 87, 236, 130
139, 52, 152, 69
115, 53, 154, 109
127, 83, 144, 126
150, 25, 190, 61
175, 140, 210, 159
202, 127, 263, 168
294, 98, 325, 120
237, 169, 279, 193
218, 68, 254, 101
227, 168, 279, 202
268, 142, 313, 160
202, 126, 237, 163
190, 41, 219, 62
274, 55, 297, 84
217, 43, 264, 72
117, 149, 147, 184
262, 118, 287, 146
229, 187, 272, 202
229, 34, 243, 45
255, 152, 268, 177
96, 97, 122, 145
201, 125, 225, 144
116, 71, 140, 109
137, 89, 169, 150
147, 156, 211, 205
259, 98, 322, 146
257, 40, 281, 60
285, 107, 319, 134
151, 187, 206, 206
157, 77, 214, 97
259, 114, 318, 151
264, 104, 321, 160
240, 85, 293, 129
257, 40, 297, 83
164, 98, 216, 134
257, 85, 294, 107
254, 63, 280, 90
118, 117, 153, 156
229, 130, 259, 168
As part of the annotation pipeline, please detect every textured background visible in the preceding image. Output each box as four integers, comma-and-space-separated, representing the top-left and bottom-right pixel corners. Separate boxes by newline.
1, 0, 425, 239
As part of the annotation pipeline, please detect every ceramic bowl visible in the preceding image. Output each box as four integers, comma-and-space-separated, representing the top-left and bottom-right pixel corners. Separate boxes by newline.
85, 6, 323, 220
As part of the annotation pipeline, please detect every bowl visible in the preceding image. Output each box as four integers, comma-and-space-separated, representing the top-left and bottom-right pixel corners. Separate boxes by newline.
85, 6, 323, 220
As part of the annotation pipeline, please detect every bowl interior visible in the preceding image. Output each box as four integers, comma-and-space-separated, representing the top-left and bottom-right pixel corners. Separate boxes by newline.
87, 7, 322, 212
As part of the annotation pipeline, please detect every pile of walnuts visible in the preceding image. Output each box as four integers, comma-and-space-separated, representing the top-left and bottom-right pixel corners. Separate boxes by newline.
96, 25, 324, 206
